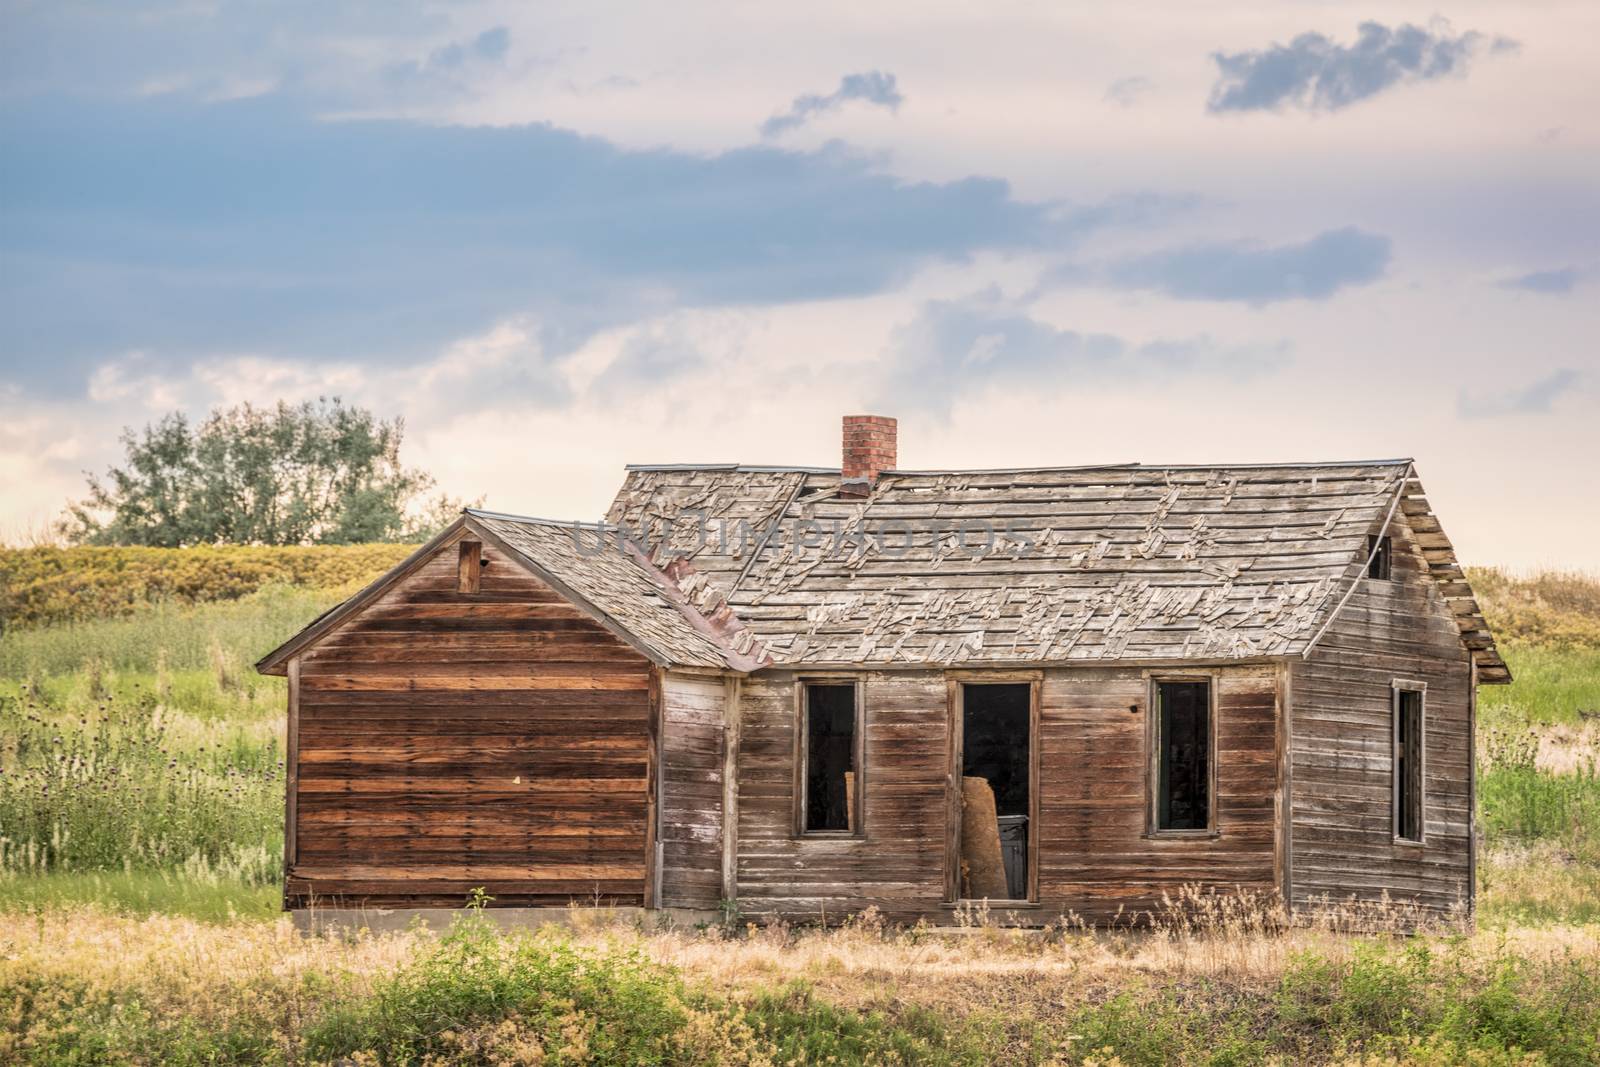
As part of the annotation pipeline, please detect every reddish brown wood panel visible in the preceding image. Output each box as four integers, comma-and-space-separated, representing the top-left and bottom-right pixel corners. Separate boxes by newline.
657, 672, 728, 909
286, 534, 653, 908
1289, 512, 1474, 915
733, 665, 1278, 924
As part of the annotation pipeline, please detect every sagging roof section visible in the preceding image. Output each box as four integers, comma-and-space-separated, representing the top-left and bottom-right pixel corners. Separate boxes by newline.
608, 461, 1508, 678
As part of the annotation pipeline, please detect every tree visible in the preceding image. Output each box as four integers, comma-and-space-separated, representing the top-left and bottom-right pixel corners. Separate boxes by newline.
61, 399, 464, 546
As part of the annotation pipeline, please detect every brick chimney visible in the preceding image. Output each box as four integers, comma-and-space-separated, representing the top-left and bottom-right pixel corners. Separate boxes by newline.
841, 414, 897, 496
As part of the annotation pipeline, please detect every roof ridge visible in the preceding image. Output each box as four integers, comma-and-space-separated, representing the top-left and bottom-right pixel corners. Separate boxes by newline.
623, 458, 1415, 476
464, 507, 613, 529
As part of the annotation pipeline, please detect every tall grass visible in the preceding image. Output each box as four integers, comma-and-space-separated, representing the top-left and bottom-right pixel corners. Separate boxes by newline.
0, 683, 282, 878
2, 908, 1598, 1065
0, 584, 341, 679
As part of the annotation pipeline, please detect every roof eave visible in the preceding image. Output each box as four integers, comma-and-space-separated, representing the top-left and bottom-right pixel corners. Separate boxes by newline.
254, 516, 470, 676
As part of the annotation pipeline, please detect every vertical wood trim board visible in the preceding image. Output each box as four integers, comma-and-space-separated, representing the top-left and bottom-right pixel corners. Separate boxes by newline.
722, 676, 742, 903
284, 655, 300, 906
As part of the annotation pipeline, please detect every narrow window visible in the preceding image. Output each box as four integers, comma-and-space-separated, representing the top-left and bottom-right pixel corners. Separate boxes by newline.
1367, 534, 1392, 580
1394, 687, 1425, 842
457, 540, 482, 594
803, 683, 857, 833
1155, 680, 1211, 831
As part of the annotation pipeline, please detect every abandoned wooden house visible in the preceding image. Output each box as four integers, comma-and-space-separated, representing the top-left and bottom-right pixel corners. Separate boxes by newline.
257, 415, 1509, 924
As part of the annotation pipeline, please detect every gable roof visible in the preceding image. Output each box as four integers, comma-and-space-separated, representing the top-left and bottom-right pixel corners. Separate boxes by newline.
256, 511, 754, 675
258, 458, 1508, 683
608, 460, 1509, 680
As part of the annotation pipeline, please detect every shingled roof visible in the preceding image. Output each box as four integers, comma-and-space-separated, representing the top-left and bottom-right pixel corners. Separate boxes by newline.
467, 510, 754, 671
607, 460, 1510, 681
258, 452, 1508, 682
256, 511, 755, 674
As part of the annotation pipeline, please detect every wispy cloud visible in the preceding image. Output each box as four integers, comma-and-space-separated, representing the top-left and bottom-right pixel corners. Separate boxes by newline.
873, 290, 1288, 417
1459, 369, 1581, 419
761, 71, 903, 137
1208, 20, 1515, 114
381, 25, 512, 98
1104, 76, 1152, 107
1096, 227, 1390, 304
1498, 267, 1582, 295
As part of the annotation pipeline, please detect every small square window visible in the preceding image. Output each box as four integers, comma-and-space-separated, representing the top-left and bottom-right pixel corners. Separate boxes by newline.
1367, 535, 1392, 581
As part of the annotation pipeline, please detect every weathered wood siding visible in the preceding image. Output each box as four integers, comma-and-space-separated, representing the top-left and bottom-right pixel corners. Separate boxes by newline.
738, 671, 948, 921
657, 672, 728, 909
1040, 665, 1279, 920
1289, 512, 1474, 915
734, 665, 1278, 923
287, 533, 654, 908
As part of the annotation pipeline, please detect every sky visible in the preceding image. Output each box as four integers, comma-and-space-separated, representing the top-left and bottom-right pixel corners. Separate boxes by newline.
1, 1, 1595, 568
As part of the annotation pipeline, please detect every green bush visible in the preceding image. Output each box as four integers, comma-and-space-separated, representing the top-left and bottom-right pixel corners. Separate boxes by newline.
0, 542, 412, 631
307, 918, 737, 1065
1469, 567, 1600, 650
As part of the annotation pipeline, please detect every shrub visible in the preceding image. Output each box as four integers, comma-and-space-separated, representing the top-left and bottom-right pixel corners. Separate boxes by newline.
1469, 568, 1600, 650
0, 543, 413, 631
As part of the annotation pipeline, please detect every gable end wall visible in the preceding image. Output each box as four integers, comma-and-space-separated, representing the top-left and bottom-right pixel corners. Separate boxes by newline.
1288, 511, 1475, 916
286, 531, 655, 908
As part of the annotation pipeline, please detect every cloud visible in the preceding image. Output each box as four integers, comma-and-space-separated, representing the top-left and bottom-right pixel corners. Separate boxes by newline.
874, 291, 1288, 417
1104, 76, 1153, 107
1459, 369, 1581, 419
1208, 20, 1515, 113
382, 26, 512, 97
588, 322, 709, 401
1498, 267, 1582, 295
761, 71, 904, 137
1096, 227, 1390, 304
0, 93, 1097, 396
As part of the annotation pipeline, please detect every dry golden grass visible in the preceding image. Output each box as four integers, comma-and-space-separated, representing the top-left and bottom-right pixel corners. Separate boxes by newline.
5, 896, 1599, 1064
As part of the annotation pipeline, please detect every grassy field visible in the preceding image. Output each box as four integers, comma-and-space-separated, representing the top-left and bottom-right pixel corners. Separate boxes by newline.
0, 553, 1597, 1063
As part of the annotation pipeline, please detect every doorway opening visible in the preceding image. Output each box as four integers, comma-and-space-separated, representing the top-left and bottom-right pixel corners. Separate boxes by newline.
955, 682, 1034, 902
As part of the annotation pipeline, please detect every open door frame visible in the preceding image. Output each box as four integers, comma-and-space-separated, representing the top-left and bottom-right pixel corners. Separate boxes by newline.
943, 672, 1041, 905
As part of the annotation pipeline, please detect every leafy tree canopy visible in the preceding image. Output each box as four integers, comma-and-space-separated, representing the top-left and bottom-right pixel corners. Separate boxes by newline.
61, 399, 463, 546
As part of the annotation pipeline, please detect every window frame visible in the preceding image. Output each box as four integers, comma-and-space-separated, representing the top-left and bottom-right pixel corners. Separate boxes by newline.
793, 676, 866, 839
1146, 673, 1219, 838
943, 671, 1042, 905
1392, 679, 1428, 845
1366, 534, 1393, 581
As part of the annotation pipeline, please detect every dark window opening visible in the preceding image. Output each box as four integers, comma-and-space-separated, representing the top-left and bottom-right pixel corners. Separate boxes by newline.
1395, 688, 1424, 842
1367, 534, 1392, 580
457, 540, 482, 594
1156, 680, 1211, 831
804, 684, 856, 833
960, 683, 1030, 900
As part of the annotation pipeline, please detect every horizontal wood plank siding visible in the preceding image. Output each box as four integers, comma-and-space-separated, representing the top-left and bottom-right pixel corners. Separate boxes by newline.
1289, 512, 1473, 916
286, 534, 652, 908
1039, 665, 1278, 921
657, 672, 728, 909
734, 664, 1278, 923
737, 671, 947, 922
